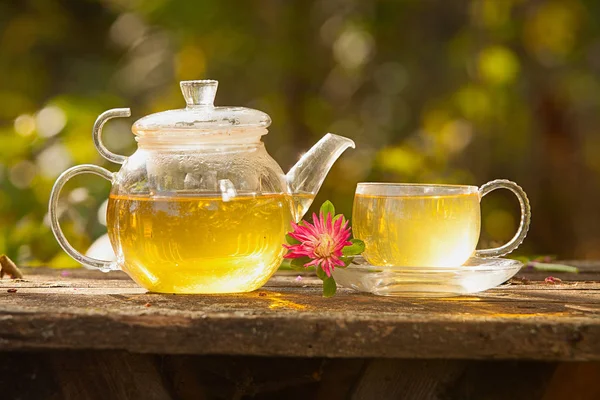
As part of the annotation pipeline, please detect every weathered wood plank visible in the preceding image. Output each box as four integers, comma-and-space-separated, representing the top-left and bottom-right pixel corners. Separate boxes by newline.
2, 351, 600, 399
49, 352, 171, 400
352, 359, 466, 400
542, 362, 600, 400
351, 359, 562, 400
0, 266, 599, 359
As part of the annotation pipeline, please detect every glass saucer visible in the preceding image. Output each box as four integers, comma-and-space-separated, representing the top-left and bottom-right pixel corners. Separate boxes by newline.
331, 257, 523, 297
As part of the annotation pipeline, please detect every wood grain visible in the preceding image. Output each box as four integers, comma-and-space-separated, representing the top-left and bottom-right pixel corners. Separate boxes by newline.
1, 351, 598, 400
0, 264, 599, 360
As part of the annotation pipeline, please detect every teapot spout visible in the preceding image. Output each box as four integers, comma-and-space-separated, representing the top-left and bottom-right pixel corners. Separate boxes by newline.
286, 133, 355, 221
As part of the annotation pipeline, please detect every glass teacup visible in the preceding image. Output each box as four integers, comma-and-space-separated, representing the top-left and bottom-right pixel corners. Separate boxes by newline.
352, 180, 531, 267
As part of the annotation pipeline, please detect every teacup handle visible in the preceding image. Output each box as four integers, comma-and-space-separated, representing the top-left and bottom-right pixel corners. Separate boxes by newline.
475, 179, 531, 258
48, 165, 119, 271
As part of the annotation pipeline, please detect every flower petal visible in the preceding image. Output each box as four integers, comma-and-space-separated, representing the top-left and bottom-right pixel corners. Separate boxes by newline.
326, 212, 333, 233
312, 212, 323, 232
304, 258, 321, 268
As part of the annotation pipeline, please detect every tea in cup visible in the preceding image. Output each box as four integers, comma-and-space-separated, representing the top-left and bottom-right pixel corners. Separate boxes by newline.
352, 180, 530, 267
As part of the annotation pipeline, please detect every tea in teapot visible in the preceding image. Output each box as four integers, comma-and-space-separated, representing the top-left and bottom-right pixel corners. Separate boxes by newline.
107, 193, 297, 293
49, 80, 353, 294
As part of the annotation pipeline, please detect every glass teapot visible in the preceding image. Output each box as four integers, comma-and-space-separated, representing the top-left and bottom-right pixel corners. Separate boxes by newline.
49, 80, 355, 294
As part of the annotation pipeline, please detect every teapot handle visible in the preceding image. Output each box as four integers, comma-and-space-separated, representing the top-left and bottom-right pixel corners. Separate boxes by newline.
48, 164, 119, 272
93, 108, 131, 164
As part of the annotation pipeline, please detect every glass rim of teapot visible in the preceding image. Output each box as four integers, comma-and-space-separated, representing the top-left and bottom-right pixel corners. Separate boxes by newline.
356, 182, 479, 196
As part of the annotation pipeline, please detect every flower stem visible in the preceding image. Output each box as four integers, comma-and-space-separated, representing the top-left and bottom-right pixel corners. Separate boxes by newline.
527, 261, 579, 273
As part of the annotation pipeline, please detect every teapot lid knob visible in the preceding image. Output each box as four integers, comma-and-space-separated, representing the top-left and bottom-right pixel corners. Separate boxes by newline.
180, 80, 218, 107
132, 79, 271, 134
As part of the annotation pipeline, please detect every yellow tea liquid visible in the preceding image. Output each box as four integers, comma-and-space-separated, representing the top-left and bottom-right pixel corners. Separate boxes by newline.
106, 193, 295, 293
353, 193, 481, 267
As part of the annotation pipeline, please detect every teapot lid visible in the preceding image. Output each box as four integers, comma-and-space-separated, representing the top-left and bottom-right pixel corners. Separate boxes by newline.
132, 80, 271, 135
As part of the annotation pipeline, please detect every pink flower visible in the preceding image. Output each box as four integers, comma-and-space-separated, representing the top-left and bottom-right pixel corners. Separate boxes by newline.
284, 212, 352, 277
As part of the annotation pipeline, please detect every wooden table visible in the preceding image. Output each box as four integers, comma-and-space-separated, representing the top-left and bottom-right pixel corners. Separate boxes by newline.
1, 263, 599, 399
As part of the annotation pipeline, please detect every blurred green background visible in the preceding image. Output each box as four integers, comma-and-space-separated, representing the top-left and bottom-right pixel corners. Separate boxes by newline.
1, 0, 599, 267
